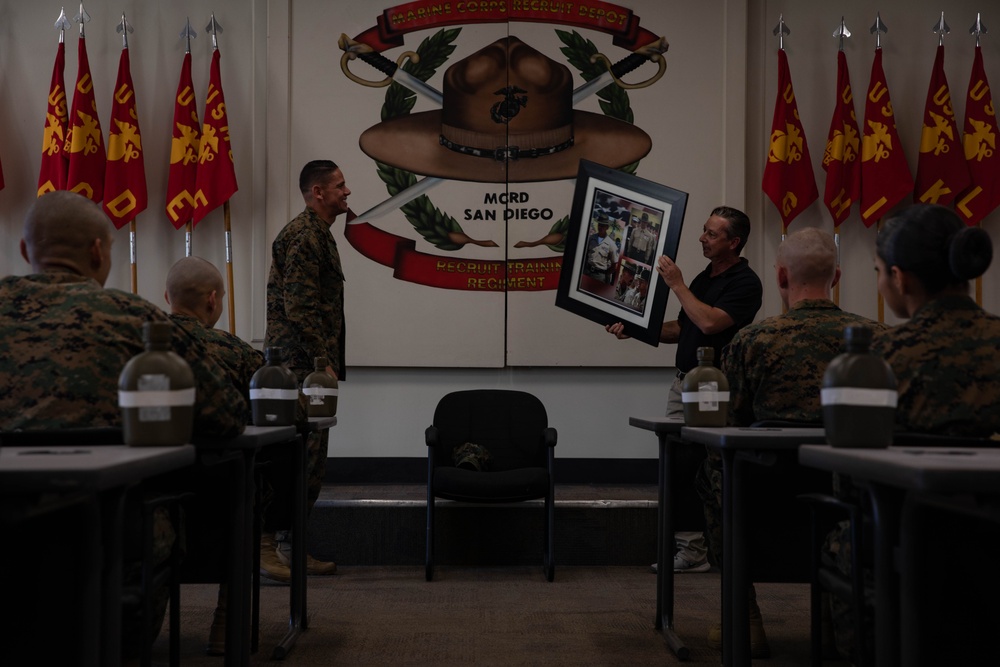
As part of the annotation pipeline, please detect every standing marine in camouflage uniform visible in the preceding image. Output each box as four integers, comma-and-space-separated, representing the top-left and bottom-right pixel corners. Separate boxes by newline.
165, 255, 264, 654
0, 191, 247, 661
695, 228, 882, 658
260, 159, 349, 581
824, 204, 1000, 664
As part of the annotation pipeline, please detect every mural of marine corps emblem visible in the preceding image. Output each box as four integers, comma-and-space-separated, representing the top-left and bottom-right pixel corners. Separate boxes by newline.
491, 86, 528, 124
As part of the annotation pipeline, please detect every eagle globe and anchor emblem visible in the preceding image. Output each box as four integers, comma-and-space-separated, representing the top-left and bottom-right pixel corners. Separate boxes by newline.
338, 29, 669, 292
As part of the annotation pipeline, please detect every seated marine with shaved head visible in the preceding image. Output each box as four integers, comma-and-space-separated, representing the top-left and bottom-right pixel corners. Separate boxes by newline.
165, 256, 263, 408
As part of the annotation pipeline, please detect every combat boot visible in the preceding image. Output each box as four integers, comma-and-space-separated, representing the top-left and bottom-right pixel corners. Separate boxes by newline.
274, 530, 337, 575
260, 532, 291, 584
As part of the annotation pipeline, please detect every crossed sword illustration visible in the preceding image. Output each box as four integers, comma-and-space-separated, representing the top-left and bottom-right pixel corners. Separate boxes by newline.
339, 34, 669, 245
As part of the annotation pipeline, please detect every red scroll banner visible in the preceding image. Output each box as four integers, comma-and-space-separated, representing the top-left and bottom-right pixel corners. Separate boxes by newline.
355, 0, 658, 52
345, 221, 562, 292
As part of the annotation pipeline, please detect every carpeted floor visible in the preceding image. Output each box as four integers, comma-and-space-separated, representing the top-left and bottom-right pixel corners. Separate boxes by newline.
152, 566, 852, 665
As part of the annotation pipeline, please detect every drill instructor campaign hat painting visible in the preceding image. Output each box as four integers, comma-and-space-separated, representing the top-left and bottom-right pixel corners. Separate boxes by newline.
358, 36, 652, 183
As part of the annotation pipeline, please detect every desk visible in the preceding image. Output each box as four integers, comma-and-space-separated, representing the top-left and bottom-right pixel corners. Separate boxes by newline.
0, 445, 195, 667
196, 425, 298, 667
272, 416, 338, 660
798, 445, 1000, 667
679, 427, 827, 667
628, 416, 688, 659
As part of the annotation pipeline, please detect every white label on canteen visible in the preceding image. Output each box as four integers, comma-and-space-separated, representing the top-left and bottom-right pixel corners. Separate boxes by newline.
821, 387, 898, 407
681, 381, 730, 412
119, 387, 196, 408
301, 387, 339, 397
250, 388, 299, 401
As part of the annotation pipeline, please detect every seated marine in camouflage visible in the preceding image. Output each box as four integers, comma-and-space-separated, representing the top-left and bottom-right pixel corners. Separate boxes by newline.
0, 191, 247, 437
164, 255, 265, 655
0, 191, 248, 661
696, 228, 883, 658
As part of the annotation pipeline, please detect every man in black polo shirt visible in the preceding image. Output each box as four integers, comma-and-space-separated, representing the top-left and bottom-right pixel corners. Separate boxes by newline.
607, 205, 762, 574
654, 205, 763, 416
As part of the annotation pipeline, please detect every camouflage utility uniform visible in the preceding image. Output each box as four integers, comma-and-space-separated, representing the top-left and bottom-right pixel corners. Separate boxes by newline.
0, 271, 247, 659
872, 294, 1000, 436
0, 271, 247, 436
264, 207, 346, 520
169, 312, 264, 415
826, 295, 1000, 663
723, 299, 886, 426
697, 299, 884, 568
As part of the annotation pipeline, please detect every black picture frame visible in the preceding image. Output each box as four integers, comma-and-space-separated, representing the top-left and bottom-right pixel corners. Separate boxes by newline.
555, 160, 687, 346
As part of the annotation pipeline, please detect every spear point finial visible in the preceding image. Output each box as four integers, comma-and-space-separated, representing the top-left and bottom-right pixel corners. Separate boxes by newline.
933, 11, 950, 46
833, 16, 852, 51
969, 13, 988, 47
772, 14, 790, 50
870, 12, 887, 49
205, 13, 222, 50
180, 17, 197, 54
74, 2, 90, 37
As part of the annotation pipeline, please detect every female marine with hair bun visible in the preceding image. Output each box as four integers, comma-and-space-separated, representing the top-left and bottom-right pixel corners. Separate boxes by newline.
872, 204, 1000, 436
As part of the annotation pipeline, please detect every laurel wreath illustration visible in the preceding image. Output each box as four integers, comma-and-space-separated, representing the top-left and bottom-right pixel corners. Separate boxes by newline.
377, 28, 640, 253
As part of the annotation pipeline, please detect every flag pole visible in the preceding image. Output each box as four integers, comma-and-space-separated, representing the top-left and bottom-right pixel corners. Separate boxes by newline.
115, 13, 139, 293
971, 14, 986, 306
774, 15, 790, 312
871, 14, 886, 323
224, 201, 236, 333
182, 19, 196, 257
831, 17, 851, 307
207, 14, 236, 334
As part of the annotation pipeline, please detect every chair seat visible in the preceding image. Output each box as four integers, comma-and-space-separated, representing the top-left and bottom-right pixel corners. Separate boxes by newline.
433, 467, 549, 503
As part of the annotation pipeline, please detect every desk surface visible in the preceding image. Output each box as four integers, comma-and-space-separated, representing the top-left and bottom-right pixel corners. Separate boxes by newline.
0, 445, 196, 494
799, 445, 1000, 494
628, 416, 685, 436
680, 426, 826, 449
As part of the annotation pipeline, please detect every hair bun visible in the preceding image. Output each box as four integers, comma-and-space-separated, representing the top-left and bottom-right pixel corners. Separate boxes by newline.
949, 226, 993, 281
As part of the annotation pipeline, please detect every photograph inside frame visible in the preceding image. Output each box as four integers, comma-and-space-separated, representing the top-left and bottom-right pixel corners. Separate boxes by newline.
556, 160, 687, 346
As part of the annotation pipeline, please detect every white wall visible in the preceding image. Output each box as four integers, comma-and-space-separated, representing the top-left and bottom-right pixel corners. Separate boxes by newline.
2, 0, 998, 460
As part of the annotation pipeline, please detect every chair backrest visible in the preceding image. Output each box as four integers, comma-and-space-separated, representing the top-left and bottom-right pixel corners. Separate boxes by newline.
430, 390, 549, 472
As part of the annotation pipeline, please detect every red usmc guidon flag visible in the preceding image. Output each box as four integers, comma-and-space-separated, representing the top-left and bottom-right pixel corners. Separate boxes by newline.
192, 48, 238, 225
64, 34, 105, 203
822, 51, 861, 224
166, 52, 201, 229
915, 44, 969, 206
956, 46, 1000, 226
103, 47, 147, 229
38, 41, 69, 196
860, 49, 913, 226
762, 48, 818, 228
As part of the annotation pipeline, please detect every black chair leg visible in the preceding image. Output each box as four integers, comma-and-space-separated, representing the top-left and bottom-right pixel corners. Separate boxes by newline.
425, 496, 435, 582
544, 492, 554, 582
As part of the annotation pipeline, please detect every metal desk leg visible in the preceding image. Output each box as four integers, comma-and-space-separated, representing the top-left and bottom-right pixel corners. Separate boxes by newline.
729, 454, 751, 667
223, 452, 247, 667
868, 484, 901, 667
719, 449, 748, 667
273, 431, 307, 659
657, 434, 689, 659
100, 490, 127, 667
